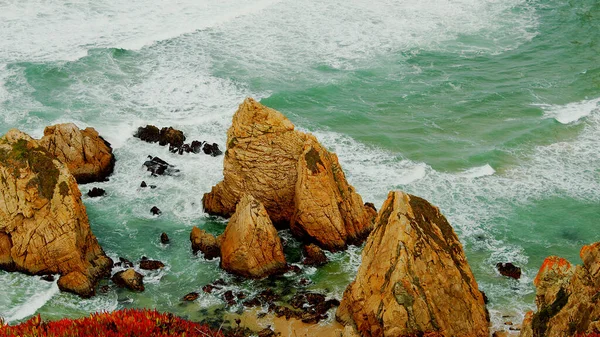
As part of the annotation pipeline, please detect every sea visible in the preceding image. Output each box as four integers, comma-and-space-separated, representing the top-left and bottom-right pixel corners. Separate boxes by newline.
0, 0, 599, 332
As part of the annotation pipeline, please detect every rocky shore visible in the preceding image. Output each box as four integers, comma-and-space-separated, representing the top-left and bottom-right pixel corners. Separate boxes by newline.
1, 99, 598, 336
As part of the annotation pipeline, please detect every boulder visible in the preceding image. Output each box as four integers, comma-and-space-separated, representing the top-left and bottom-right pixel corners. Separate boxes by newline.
150, 206, 161, 216
87, 187, 106, 198
139, 259, 164, 270
190, 226, 220, 260
160, 232, 169, 244
291, 137, 373, 251
134, 125, 161, 143
519, 242, 600, 337
134, 125, 185, 148
496, 262, 522, 280
202, 142, 222, 157
111, 268, 144, 292
220, 194, 287, 278
203, 98, 374, 250
336, 191, 489, 337
0, 129, 113, 298
302, 244, 328, 266
182, 292, 199, 302
143, 156, 179, 176
39, 123, 115, 184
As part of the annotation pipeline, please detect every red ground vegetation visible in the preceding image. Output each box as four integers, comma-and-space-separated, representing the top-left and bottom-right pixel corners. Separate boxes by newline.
0, 309, 226, 337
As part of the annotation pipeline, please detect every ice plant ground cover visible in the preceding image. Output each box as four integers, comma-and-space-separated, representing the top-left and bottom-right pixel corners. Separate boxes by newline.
0, 309, 225, 337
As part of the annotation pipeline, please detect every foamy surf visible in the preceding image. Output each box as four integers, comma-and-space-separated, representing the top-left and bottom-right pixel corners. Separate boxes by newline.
2, 277, 59, 323
536, 97, 600, 124
457, 164, 496, 178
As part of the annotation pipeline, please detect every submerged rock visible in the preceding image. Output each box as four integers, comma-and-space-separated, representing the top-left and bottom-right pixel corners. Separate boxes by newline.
87, 187, 106, 198
160, 232, 170, 244
202, 142, 222, 157
519, 242, 600, 337
182, 292, 199, 302
220, 194, 287, 278
336, 191, 489, 337
143, 156, 179, 176
150, 206, 161, 216
190, 226, 220, 260
203, 98, 374, 250
134, 125, 185, 148
0, 129, 113, 298
112, 268, 144, 292
496, 262, 522, 280
40, 123, 115, 184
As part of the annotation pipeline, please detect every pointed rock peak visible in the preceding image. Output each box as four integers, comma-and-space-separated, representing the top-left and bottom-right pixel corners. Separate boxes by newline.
220, 194, 287, 279
337, 190, 489, 337
230, 98, 296, 138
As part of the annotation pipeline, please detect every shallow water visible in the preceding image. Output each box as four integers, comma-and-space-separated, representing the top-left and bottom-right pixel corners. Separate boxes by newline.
1, 0, 599, 332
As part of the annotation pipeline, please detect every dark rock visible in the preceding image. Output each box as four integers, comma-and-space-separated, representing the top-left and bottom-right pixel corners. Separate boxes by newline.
202, 143, 223, 157
141, 256, 148, 261
41, 274, 55, 282
302, 244, 328, 266
364, 202, 377, 212
223, 290, 236, 306
115, 257, 134, 269
134, 125, 161, 143
141, 181, 147, 188
243, 298, 262, 308
305, 293, 326, 306
111, 269, 144, 292
99, 285, 110, 293
202, 284, 222, 293
139, 259, 164, 270
257, 328, 277, 337
160, 232, 169, 244
299, 278, 311, 286
258, 288, 279, 304
213, 279, 226, 286
143, 156, 179, 176
182, 292, 199, 302
236, 292, 247, 300
87, 187, 106, 198
481, 290, 489, 304
496, 262, 521, 280
150, 206, 161, 216
190, 141, 203, 154
159, 127, 185, 148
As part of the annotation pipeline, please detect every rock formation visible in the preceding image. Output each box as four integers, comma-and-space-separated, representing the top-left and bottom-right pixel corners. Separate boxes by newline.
112, 268, 145, 292
203, 98, 374, 250
190, 226, 220, 260
219, 194, 287, 278
0, 129, 113, 298
302, 244, 328, 266
336, 191, 489, 337
39, 123, 115, 184
519, 242, 600, 337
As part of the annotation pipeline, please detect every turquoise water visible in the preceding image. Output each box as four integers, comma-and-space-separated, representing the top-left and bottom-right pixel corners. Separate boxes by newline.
1, 0, 599, 332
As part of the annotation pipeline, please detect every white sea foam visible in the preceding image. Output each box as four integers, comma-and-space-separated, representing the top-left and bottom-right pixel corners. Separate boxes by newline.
537, 97, 600, 124
458, 164, 496, 178
1, 276, 59, 323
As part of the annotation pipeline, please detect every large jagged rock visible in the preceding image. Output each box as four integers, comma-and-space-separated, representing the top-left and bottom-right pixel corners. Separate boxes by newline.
203, 98, 374, 250
190, 226, 221, 260
336, 191, 489, 337
291, 137, 373, 251
0, 129, 113, 297
219, 194, 287, 278
39, 123, 115, 184
519, 242, 600, 337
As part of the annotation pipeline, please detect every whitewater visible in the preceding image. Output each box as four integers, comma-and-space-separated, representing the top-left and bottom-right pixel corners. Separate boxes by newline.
1, 0, 599, 333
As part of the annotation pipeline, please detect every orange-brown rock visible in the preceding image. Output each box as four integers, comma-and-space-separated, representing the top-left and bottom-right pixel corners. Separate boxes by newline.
0, 129, 112, 298
519, 242, 600, 337
291, 137, 373, 250
219, 194, 286, 278
336, 191, 489, 337
203, 98, 374, 250
39, 123, 115, 184
190, 226, 220, 260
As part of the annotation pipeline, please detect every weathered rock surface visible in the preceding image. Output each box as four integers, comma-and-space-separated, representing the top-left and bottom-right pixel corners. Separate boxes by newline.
39, 123, 115, 184
302, 244, 328, 266
220, 194, 287, 278
519, 242, 600, 337
497, 262, 522, 280
112, 268, 144, 292
190, 226, 220, 260
134, 125, 185, 148
291, 137, 373, 250
143, 156, 179, 176
0, 129, 113, 297
203, 98, 373, 250
336, 191, 489, 337
139, 259, 165, 270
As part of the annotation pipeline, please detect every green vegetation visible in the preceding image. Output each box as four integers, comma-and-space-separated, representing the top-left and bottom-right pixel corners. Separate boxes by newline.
304, 147, 323, 174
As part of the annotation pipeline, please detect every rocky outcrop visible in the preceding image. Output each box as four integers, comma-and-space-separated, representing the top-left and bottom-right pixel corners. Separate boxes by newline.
203, 98, 374, 250
497, 262, 522, 280
190, 226, 220, 260
219, 194, 287, 278
519, 242, 600, 337
0, 129, 113, 298
291, 137, 373, 250
302, 244, 328, 266
112, 268, 145, 292
39, 123, 115, 184
336, 191, 489, 337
